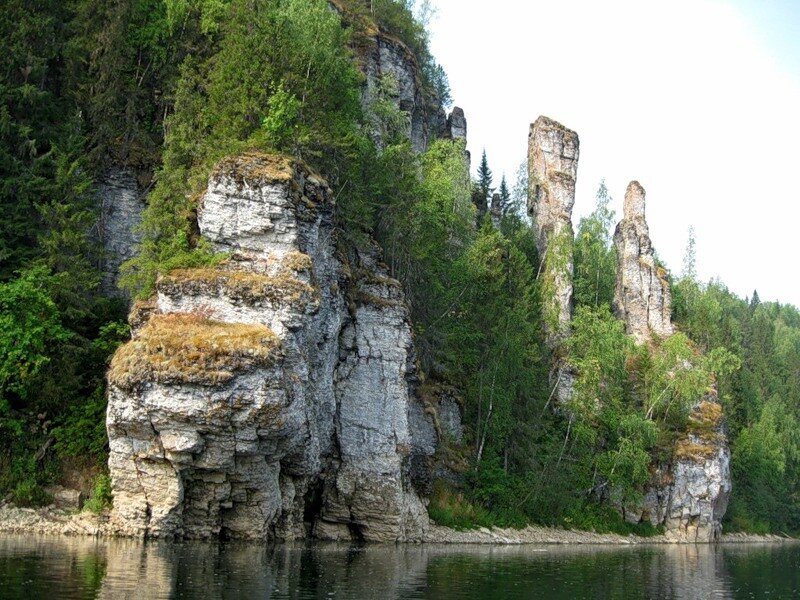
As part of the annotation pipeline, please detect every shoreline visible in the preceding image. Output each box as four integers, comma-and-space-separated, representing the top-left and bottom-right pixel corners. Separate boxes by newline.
0, 504, 792, 545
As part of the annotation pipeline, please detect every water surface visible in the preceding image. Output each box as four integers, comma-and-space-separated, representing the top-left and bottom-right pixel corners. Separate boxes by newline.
0, 535, 798, 599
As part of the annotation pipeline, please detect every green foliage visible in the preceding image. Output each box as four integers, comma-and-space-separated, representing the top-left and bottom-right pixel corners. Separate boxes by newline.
673, 268, 800, 533
4, 0, 800, 539
540, 227, 573, 335
565, 307, 655, 506
642, 333, 713, 424
0, 268, 70, 402
563, 502, 664, 537
475, 150, 493, 215
366, 74, 411, 146
83, 474, 113, 513
121, 0, 366, 296
428, 480, 496, 530
573, 180, 616, 309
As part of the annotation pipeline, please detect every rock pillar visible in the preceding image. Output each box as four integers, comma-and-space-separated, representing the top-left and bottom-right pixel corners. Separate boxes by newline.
446, 107, 467, 140
612, 181, 674, 343
528, 115, 579, 346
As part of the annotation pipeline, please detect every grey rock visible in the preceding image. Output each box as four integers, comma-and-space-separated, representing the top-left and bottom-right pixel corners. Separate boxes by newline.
613, 181, 675, 343
106, 153, 432, 542
44, 486, 84, 512
97, 168, 144, 297
437, 397, 464, 444
528, 115, 579, 347
633, 394, 732, 542
446, 107, 467, 140
363, 35, 447, 153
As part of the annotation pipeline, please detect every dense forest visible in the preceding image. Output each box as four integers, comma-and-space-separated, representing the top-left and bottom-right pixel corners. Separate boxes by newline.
1, 0, 798, 535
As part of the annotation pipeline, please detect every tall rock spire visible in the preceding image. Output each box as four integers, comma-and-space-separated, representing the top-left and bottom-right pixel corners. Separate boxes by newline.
612, 181, 674, 344
528, 116, 579, 346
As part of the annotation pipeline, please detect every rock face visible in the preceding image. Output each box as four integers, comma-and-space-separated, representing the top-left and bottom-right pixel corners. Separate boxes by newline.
528, 116, 579, 345
363, 34, 446, 153
97, 168, 144, 296
630, 395, 732, 542
613, 181, 674, 343
446, 107, 467, 141
106, 153, 440, 541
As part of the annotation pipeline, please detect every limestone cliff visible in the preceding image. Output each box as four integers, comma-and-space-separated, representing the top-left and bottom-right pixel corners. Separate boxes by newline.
613, 181, 674, 343
106, 153, 440, 541
611, 181, 731, 541
630, 394, 732, 542
359, 28, 446, 153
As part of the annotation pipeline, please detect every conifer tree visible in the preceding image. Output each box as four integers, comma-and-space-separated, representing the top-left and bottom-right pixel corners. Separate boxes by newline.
498, 175, 511, 216
750, 290, 761, 310
474, 150, 493, 218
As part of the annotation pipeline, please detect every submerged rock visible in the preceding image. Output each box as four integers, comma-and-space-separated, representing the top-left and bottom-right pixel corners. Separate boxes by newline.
106, 153, 450, 541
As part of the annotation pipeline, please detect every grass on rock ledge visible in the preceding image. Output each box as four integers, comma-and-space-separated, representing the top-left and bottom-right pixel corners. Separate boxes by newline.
109, 314, 281, 389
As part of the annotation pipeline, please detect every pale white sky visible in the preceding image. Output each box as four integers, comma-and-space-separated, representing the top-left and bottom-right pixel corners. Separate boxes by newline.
428, 0, 800, 306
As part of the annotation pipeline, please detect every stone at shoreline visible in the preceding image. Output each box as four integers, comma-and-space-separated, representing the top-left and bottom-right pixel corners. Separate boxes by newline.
2, 504, 791, 545
43, 486, 84, 512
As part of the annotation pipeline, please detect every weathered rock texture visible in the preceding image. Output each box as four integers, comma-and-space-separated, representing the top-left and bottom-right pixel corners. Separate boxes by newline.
628, 394, 732, 542
106, 153, 444, 541
98, 168, 144, 296
613, 181, 675, 343
528, 116, 579, 345
362, 33, 445, 153
446, 107, 467, 141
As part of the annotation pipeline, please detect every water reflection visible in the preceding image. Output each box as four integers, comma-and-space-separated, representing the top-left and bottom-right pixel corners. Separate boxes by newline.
0, 534, 798, 599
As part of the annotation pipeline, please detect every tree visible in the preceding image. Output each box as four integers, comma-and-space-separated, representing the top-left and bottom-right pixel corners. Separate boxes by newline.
121, 0, 366, 296
573, 180, 616, 308
682, 226, 697, 281
750, 290, 761, 311
497, 174, 511, 216
474, 150, 493, 219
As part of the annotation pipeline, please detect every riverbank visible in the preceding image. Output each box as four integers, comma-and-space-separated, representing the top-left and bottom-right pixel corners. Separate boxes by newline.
0, 502, 791, 545
423, 523, 791, 545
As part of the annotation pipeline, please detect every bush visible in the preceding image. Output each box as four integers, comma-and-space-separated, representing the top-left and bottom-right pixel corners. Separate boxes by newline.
83, 475, 113, 513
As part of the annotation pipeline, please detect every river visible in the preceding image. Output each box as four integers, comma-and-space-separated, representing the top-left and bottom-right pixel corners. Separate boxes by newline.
0, 535, 798, 599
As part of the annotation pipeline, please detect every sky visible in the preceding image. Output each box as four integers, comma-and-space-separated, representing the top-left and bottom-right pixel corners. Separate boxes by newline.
426, 0, 800, 306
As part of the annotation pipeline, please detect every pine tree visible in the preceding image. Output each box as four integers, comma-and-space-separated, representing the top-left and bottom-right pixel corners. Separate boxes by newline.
750, 290, 761, 310
498, 174, 511, 216
474, 150, 493, 218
